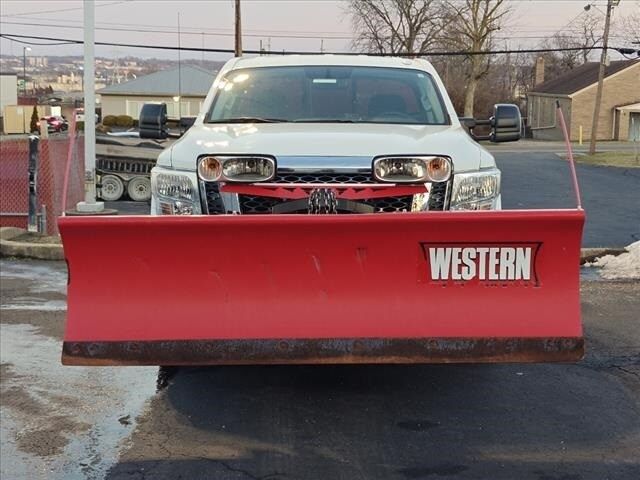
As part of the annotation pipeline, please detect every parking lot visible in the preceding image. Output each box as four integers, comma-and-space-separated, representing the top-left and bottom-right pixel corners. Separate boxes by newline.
2, 142, 639, 479
1, 258, 638, 480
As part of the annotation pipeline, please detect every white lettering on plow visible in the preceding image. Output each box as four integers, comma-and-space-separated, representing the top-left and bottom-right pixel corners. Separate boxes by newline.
428, 247, 532, 281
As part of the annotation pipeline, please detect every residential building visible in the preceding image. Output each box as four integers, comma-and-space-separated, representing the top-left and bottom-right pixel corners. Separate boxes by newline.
1, 72, 18, 112
527, 59, 640, 141
98, 65, 215, 120
0, 72, 18, 132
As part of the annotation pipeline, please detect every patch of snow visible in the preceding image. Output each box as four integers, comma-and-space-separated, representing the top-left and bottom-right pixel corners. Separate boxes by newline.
588, 241, 640, 280
0, 260, 67, 295
0, 302, 67, 312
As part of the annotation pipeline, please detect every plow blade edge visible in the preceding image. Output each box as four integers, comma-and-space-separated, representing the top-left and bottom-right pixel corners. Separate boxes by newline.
59, 210, 585, 365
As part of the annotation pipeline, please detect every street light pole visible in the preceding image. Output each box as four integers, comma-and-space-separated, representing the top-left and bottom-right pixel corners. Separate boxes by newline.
75, 0, 104, 213
588, 0, 616, 155
22, 46, 31, 95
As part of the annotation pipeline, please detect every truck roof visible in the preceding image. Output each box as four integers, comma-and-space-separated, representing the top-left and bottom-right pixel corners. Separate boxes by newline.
227, 54, 436, 74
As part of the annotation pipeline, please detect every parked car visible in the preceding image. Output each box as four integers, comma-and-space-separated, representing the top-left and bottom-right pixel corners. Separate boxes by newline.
38, 115, 68, 132
75, 109, 99, 123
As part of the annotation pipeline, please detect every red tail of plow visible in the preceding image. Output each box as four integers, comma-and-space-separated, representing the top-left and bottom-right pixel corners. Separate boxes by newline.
60, 209, 584, 365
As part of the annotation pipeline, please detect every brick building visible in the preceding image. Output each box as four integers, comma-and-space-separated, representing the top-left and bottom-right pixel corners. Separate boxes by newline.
527, 59, 640, 141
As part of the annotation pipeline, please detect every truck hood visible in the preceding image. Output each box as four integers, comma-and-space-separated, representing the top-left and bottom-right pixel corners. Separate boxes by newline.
168, 123, 485, 172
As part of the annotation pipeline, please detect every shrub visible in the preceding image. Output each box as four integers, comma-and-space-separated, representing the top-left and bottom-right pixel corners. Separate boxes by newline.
102, 115, 118, 126
115, 115, 134, 128
76, 121, 85, 131
30, 106, 39, 133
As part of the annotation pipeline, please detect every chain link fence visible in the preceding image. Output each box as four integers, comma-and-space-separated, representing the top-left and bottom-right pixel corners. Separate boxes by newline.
0, 134, 85, 236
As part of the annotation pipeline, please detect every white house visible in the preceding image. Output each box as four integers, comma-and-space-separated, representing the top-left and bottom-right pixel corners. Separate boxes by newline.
1, 72, 18, 116
98, 65, 215, 120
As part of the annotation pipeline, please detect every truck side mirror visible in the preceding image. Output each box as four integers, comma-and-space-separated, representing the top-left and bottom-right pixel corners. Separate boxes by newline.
139, 103, 168, 139
490, 104, 521, 143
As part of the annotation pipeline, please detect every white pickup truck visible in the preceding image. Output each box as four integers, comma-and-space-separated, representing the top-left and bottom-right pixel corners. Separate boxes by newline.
143, 55, 521, 216
61, 55, 589, 366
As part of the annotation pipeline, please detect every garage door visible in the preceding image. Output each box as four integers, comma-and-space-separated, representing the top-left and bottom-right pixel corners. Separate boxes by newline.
630, 113, 640, 142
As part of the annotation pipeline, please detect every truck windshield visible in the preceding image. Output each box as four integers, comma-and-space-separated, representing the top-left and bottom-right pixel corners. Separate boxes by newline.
207, 66, 449, 125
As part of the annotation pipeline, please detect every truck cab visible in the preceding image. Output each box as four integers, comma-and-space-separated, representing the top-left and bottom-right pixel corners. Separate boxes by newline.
145, 55, 520, 216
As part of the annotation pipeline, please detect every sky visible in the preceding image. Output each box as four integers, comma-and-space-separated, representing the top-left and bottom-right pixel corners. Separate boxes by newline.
1, 0, 639, 62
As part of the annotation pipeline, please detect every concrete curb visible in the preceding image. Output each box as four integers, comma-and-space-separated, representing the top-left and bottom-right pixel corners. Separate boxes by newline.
0, 227, 64, 261
0, 226, 626, 263
579, 247, 627, 264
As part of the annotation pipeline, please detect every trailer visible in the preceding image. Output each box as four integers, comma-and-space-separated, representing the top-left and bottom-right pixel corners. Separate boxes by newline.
95, 138, 168, 202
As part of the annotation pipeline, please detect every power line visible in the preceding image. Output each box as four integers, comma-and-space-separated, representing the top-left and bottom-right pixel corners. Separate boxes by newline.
0, 20, 354, 40
0, 14, 355, 37
0, 36, 76, 46
1, 1, 130, 18
2, 32, 635, 57
0, 19, 629, 44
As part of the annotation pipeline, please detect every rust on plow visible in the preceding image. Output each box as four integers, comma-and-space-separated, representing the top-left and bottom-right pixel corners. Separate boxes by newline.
62, 337, 584, 366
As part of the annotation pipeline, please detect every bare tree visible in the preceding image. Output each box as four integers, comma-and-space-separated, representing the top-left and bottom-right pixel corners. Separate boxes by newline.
574, 10, 604, 63
443, 0, 510, 117
349, 0, 447, 55
539, 34, 583, 77
618, 10, 640, 45
543, 10, 604, 70
536, 10, 604, 83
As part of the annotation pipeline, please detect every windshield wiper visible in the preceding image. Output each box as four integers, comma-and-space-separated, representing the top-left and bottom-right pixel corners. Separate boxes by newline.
208, 117, 287, 123
293, 119, 356, 123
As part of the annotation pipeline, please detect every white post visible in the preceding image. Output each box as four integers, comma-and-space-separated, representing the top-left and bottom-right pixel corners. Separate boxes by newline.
76, 0, 104, 212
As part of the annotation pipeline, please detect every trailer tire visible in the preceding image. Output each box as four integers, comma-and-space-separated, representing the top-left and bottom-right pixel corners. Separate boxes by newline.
127, 176, 152, 202
100, 174, 125, 201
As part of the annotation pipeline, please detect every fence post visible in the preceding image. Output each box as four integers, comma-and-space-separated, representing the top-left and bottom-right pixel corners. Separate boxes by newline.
27, 135, 39, 233
39, 204, 47, 235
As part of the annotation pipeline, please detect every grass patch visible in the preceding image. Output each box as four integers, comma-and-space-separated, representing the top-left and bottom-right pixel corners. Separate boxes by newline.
572, 151, 640, 168
12, 232, 61, 244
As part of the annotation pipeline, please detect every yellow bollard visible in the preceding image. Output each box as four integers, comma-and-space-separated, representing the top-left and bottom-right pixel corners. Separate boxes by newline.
579, 125, 583, 145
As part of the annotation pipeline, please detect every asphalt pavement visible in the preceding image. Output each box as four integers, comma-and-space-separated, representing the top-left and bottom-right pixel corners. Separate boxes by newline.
495, 152, 640, 247
1, 259, 639, 480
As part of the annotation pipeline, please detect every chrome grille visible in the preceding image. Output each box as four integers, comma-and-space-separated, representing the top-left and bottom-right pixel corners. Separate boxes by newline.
427, 181, 449, 211
205, 171, 447, 214
203, 182, 226, 214
272, 172, 376, 184
363, 196, 413, 212
238, 195, 281, 214
238, 195, 414, 214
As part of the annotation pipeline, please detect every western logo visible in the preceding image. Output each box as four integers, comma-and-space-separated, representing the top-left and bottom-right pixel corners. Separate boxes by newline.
420, 243, 541, 285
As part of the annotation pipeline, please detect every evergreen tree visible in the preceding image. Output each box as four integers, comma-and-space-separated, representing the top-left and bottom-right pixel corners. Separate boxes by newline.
30, 106, 39, 133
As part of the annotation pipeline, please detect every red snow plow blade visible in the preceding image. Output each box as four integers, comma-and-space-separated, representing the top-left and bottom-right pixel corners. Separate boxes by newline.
59, 210, 585, 366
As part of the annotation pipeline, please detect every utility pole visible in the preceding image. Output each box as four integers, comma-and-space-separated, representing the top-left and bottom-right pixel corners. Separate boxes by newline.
234, 0, 242, 57
177, 12, 182, 131
201, 32, 205, 66
22, 46, 31, 95
588, 0, 617, 155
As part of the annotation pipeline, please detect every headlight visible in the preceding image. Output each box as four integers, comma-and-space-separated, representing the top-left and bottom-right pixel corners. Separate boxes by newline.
373, 156, 451, 183
151, 169, 201, 215
198, 156, 275, 183
198, 156, 222, 181
450, 168, 501, 210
